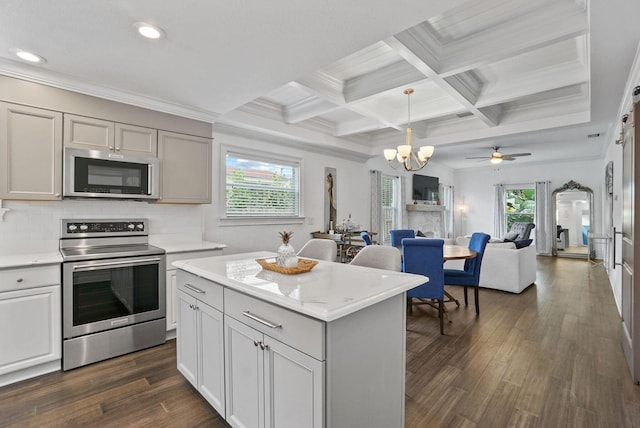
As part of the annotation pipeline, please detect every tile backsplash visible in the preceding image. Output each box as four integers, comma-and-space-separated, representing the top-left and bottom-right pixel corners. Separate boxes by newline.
0, 199, 205, 255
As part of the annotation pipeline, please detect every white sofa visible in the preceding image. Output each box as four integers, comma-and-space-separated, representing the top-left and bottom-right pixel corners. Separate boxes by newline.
444, 237, 537, 294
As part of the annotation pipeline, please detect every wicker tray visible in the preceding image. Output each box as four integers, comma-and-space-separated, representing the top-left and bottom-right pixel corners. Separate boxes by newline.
256, 258, 318, 275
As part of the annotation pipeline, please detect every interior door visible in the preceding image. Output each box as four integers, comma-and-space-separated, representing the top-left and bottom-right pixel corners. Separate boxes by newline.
621, 100, 640, 383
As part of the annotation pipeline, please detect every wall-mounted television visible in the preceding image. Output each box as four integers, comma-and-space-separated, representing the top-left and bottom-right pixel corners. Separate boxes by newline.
412, 174, 439, 201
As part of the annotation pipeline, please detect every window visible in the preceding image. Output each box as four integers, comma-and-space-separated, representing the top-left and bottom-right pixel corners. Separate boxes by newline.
505, 187, 535, 232
225, 150, 301, 218
381, 174, 400, 244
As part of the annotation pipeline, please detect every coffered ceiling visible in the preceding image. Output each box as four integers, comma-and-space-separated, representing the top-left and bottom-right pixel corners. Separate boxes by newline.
1, 0, 639, 169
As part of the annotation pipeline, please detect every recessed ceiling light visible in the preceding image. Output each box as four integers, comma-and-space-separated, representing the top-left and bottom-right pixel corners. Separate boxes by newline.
133, 22, 165, 40
11, 48, 46, 64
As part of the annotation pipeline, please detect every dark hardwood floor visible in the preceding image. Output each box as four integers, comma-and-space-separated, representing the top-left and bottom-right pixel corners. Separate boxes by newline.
2, 256, 640, 427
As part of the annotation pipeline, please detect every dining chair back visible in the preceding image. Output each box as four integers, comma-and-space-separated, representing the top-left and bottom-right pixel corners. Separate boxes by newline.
349, 245, 401, 271
402, 238, 446, 334
360, 231, 372, 246
297, 238, 337, 261
444, 232, 490, 315
390, 229, 415, 248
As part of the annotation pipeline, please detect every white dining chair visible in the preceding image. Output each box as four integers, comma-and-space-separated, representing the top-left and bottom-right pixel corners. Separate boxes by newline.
349, 245, 401, 271
297, 238, 338, 261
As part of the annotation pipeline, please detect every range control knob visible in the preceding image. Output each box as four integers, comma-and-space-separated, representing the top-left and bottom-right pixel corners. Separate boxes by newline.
127, 223, 135, 230
68, 224, 78, 231
79, 224, 89, 231
136, 223, 144, 230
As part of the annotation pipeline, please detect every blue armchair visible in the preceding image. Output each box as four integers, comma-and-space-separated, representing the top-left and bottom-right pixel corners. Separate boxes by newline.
360, 231, 372, 246
402, 238, 445, 334
444, 232, 490, 315
390, 229, 415, 249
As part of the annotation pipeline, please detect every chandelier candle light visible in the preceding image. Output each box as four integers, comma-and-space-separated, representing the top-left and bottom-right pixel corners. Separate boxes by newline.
384, 88, 434, 172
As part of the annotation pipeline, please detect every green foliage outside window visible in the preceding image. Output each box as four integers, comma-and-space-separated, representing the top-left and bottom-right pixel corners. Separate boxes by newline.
225, 154, 299, 217
505, 188, 535, 231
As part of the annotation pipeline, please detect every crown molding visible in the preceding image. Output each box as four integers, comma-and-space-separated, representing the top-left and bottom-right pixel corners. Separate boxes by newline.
0, 63, 219, 123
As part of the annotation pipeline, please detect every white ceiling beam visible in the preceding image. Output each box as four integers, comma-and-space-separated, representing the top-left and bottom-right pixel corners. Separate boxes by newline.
292, 72, 345, 106
440, 3, 588, 76
387, 35, 500, 127
284, 97, 338, 124
343, 61, 426, 103
335, 116, 386, 137
218, 104, 372, 159
476, 62, 589, 107
424, 97, 590, 145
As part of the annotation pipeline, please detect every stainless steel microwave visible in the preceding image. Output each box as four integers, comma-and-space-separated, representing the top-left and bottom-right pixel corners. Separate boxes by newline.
63, 147, 160, 199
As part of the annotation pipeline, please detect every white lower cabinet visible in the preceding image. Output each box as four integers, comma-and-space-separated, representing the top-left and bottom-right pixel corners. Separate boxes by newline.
176, 288, 225, 416
166, 248, 224, 332
224, 315, 323, 428
0, 264, 61, 386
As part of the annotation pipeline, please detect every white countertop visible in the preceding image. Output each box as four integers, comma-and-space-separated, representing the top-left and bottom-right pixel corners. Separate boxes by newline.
154, 240, 227, 254
173, 251, 426, 322
0, 252, 63, 269
0, 240, 226, 269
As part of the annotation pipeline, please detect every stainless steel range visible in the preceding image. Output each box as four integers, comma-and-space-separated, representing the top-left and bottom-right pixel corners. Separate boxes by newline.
60, 218, 166, 370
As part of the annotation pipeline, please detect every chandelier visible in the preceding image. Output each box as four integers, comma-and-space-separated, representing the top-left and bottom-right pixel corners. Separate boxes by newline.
383, 88, 434, 172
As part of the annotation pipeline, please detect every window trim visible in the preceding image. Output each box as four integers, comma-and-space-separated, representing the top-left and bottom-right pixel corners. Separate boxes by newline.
219, 144, 304, 226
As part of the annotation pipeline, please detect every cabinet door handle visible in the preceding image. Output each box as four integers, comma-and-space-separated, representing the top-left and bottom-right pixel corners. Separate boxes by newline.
16, 278, 23, 283
109, 146, 114, 150
184, 283, 206, 294
253, 340, 259, 347
242, 311, 282, 329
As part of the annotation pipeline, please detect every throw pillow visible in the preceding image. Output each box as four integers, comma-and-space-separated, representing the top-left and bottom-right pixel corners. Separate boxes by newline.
416, 230, 426, 237
514, 239, 533, 249
505, 231, 519, 241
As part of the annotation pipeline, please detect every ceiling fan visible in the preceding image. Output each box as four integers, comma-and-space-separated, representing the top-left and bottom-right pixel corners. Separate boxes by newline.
466, 146, 531, 164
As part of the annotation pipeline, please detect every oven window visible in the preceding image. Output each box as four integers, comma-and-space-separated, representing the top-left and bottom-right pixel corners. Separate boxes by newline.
72, 264, 159, 326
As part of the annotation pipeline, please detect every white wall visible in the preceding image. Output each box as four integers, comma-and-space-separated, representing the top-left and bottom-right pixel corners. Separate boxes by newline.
0, 199, 204, 255
204, 131, 370, 254
452, 159, 604, 240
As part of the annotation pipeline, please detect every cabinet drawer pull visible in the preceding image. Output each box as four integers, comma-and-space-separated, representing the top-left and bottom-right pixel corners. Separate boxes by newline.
16, 278, 23, 283
242, 311, 282, 329
184, 283, 206, 294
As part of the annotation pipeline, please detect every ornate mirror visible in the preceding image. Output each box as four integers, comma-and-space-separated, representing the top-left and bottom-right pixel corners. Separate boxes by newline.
551, 180, 594, 258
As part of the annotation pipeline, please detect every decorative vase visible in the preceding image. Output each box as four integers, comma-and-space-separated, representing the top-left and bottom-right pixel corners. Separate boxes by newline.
277, 243, 297, 267
276, 231, 296, 267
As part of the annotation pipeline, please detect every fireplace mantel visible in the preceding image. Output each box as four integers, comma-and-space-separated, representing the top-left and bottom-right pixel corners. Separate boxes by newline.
405, 204, 445, 237
406, 204, 445, 212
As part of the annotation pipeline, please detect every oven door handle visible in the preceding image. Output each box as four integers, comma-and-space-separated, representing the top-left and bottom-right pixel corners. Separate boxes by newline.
72, 257, 163, 271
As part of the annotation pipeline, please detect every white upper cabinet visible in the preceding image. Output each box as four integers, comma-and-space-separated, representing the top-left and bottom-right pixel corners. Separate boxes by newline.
157, 130, 212, 204
64, 114, 157, 156
0, 102, 63, 200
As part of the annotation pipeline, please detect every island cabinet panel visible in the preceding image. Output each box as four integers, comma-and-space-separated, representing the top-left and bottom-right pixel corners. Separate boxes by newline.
176, 272, 225, 417
225, 289, 324, 428
224, 288, 325, 361
166, 249, 224, 332
0, 102, 62, 200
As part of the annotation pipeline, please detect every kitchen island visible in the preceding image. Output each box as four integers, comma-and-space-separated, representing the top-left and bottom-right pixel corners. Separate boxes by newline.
173, 251, 426, 428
